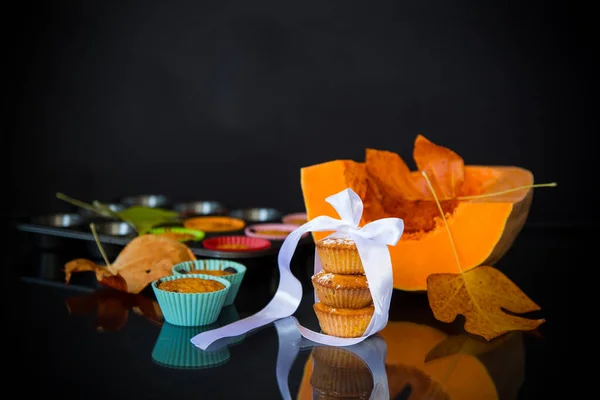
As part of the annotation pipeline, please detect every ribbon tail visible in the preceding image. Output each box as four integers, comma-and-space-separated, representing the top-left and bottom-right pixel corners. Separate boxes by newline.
274, 317, 302, 400
191, 217, 346, 350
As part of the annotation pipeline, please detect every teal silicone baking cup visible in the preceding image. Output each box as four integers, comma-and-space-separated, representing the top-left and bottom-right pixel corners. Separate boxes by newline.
172, 259, 247, 306
152, 274, 231, 326
152, 322, 230, 369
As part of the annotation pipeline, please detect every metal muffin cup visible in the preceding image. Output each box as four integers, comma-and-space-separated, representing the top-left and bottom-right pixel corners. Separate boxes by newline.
31, 213, 85, 228
120, 194, 170, 208
228, 207, 283, 223
173, 201, 228, 217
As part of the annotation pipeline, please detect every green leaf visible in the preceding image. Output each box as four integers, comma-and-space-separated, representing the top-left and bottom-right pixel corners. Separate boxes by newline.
57, 192, 180, 234
117, 206, 180, 234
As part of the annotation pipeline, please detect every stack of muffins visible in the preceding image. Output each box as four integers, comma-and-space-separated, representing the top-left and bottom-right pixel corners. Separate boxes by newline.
311, 237, 374, 338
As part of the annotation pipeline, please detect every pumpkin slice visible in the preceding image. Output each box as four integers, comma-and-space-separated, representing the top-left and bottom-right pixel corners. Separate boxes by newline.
300, 144, 533, 291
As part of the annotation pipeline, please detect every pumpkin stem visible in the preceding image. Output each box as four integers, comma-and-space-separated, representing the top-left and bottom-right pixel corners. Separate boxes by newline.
457, 182, 557, 200
421, 171, 463, 273
90, 223, 115, 273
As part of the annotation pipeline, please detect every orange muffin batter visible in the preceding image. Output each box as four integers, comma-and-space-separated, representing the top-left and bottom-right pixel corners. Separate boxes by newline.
254, 230, 289, 237
157, 277, 224, 293
155, 231, 196, 241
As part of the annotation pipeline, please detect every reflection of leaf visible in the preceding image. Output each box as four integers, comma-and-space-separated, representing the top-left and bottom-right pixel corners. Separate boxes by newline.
66, 289, 164, 331
117, 206, 179, 234
64, 235, 196, 293
425, 332, 514, 362
386, 363, 450, 400
427, 266, 545, 341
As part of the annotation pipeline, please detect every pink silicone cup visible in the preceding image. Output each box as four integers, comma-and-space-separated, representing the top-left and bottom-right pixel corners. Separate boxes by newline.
245, 223, 305, 241
282, 212, 308, 225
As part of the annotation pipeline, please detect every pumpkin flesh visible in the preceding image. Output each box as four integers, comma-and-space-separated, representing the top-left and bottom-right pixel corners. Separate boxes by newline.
301, 160, 533, 291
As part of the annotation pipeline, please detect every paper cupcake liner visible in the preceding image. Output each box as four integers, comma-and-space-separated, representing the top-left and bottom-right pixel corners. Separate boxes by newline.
311, 359, 374, 398
151, 322, 230, 369
146, 227, 205, 242
313, 303, 374, 338
312, 282, 372, 309
244, 223, 302, 241
311, 346, 370, 370
202, 235, 271, 252
316, 243, 364, 275
172, 259, 246, 306
152, 274, 231, 326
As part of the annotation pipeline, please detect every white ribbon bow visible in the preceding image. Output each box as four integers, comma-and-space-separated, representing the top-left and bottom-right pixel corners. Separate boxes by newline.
191, 188, 404, 349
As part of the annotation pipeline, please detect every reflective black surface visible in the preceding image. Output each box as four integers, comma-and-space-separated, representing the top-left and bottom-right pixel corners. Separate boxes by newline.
10, 225, 572, 399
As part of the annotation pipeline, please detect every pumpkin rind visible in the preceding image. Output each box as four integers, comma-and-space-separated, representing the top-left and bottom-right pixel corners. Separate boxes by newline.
301, 162, 534, 291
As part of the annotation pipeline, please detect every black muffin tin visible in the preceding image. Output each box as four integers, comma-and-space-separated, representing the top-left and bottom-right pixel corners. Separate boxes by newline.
16, 199, 310, 259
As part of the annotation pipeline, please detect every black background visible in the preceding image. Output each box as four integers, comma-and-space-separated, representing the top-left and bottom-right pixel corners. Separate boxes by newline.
8, 0, 596, 228
7, 1, 593, 397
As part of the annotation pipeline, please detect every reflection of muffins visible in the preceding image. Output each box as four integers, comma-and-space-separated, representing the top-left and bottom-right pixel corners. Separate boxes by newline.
152, 274, 230, 326
313, 302, 374, 338
172, 259, 246, 306
310, 346, 374, 399
312, 270, 372, 309
316, 238, 364, 275
151, 322, 230, 369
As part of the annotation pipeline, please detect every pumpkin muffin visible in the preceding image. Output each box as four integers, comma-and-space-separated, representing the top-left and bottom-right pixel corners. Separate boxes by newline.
171, 260, 247, 306
316, 237, 364, 275
310, 347, 374, 399
152, 274, 231, 326
312, 270, 372, 309
313, 302, 374, 338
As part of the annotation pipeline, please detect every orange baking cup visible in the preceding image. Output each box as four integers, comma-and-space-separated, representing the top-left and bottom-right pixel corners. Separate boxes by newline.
202, 235, 271, 252
183, 216, 246, 233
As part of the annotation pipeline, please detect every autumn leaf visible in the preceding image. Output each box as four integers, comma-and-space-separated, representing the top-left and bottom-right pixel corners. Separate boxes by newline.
426, 266, 545, 341
424, 331, 516, 362
420, 169, 545, 341
117, 206, 179, 234
412, 134, 465, 200
65, 234, 196, 294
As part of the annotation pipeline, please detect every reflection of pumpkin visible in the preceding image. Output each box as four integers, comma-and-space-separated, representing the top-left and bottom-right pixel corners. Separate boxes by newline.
301, 154, 533, 291
297, 322, 498, 400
